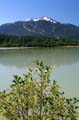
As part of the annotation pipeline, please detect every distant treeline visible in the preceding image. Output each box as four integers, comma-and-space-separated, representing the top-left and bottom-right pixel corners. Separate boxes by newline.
0, 34, 79, 47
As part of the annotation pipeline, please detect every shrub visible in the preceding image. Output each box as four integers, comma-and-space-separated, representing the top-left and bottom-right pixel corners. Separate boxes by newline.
0, 61, 79, 120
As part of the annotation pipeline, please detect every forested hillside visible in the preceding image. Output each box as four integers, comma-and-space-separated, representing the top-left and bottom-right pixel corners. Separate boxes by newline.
0, 34, 79, 47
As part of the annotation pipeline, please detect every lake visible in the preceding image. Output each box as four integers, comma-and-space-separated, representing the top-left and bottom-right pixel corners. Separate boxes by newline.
0, 47, 79, 98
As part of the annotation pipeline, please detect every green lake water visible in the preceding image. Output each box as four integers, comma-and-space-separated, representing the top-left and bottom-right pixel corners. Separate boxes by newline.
0, 47, 79, 98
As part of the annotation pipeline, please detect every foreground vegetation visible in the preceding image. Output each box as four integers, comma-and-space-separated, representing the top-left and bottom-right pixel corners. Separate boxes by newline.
0, 34, 79, 47
0, 61, 79, 120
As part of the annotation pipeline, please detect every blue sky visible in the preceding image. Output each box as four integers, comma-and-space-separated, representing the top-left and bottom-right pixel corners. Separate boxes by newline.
0, 0, 79, 25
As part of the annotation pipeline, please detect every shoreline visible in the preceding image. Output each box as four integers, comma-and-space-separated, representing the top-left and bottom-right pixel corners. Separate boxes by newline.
0, 46, 79, 50
61, 46, 79, 48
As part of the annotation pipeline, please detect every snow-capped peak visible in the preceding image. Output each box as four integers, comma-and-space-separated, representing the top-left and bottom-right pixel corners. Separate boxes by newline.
33, 17, 57, 23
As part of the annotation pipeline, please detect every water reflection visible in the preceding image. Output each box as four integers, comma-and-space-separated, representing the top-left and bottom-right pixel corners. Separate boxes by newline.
0, 47, 79, 68
0, 47, 79, 97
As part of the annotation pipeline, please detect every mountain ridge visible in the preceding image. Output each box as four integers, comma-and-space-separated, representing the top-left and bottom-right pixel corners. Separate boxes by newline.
0, 17, 79, 40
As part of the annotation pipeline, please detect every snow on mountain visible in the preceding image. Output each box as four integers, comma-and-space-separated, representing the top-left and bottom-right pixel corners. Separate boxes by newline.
25, 17, 57, 23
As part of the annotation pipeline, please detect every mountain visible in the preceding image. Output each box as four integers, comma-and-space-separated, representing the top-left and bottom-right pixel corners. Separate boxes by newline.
0, 17, 79, 40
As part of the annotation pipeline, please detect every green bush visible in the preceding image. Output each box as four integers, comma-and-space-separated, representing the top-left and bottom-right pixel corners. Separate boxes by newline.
0, 61, 79, 120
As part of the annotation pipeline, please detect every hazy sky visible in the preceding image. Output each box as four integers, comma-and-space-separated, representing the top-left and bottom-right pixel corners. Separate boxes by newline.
0, 0, 79, 25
